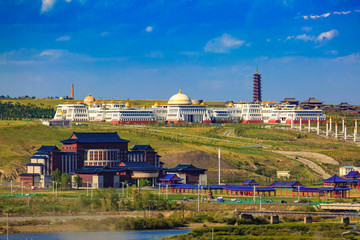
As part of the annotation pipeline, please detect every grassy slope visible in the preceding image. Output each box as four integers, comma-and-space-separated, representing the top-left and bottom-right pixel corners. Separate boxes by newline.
1, 119, 359, 184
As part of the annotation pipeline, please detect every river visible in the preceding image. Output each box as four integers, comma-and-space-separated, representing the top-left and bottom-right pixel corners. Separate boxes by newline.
2, 229, 191, 240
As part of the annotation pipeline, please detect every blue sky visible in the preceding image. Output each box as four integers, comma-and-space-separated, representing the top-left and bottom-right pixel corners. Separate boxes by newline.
1, 0, 360, 103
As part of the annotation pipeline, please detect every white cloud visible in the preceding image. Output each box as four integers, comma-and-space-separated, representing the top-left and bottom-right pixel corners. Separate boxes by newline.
266, 38, 271, 42
316, 29, 339, 42
333, 11, 351, 15
40, 0, 83, 13
56, 35, 71, 41
304, 13, 330, 20
301, 26, 312, 32
287, 29, 338, 43
41, 0, 56, 13
145, 26, 153, 32
39, 49, 67, 59
204, 34, 245, 53
303, 10, 358, 20
295, 34, 315, 41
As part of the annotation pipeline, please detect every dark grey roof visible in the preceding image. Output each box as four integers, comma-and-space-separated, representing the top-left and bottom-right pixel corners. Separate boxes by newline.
165, 164, 207, 172
19, 173, 40, 177
61, 132, 129, 144
30, 156, 48, 159
120, 161, 161, 171
73, 165, 127, 174
37, 145, 60, 152
33, 151, 51, 156
268, 181, 302, 188
130, 145, 155, 151
26, 163, 44, 166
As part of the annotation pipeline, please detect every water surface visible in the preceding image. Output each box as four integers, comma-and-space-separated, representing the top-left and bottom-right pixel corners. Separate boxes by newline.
4, 229, 191, 240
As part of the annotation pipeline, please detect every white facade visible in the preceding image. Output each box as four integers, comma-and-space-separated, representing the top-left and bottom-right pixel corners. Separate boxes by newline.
53, 92, 325, 125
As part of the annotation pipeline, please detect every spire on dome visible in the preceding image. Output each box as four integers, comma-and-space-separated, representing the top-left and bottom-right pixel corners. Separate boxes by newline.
179, 89, 182, 94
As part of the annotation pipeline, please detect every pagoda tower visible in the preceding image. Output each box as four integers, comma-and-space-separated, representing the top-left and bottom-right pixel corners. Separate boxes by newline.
253, 68, 262, 102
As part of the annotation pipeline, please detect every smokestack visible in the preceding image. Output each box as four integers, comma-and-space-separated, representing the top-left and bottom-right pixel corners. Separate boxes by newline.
72, 84, 74, 99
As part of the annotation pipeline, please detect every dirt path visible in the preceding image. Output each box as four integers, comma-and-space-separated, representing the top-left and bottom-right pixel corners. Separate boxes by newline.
276, 152, 331, 178
224, 129, 234, 136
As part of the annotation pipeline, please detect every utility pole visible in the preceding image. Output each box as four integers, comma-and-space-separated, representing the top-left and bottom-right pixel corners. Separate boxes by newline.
253, 185, 256, 204
197, 184, 200, 212
218, 148, 221, 185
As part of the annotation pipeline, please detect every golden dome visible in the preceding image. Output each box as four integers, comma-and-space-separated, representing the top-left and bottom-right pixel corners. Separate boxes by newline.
239, 100, 244, 103
65, 101, 70, 104
142, 105, 146, 109
118, 106, 122, 109
59, 97, 64, 100
154, 102, 159, 106
168, 89, 192, 105
126, 106, 129, 109
200, 102, 206, 106
298, 106, 301, 109
276, 105, 279, 109
60, 110, 64, 114
125, 102, 130, 107
228, 102, 234, 107
293, 106, 296, 109
84, 95, 95, 105
315, 106, 318, 109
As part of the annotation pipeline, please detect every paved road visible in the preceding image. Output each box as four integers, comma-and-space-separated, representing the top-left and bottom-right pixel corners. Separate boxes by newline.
241, 210, 359, 218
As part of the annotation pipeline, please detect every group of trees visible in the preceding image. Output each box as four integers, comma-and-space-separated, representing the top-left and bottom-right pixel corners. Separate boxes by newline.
50, 169, 73, 190
0, 101, 55, 120
0, 95, 36, 100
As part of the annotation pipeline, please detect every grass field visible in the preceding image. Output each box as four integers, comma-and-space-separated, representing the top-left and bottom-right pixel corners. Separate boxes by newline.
0, 117, 360, 184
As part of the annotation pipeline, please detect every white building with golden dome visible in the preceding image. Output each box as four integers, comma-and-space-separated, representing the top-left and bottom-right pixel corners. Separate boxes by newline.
163, 90, 212, 123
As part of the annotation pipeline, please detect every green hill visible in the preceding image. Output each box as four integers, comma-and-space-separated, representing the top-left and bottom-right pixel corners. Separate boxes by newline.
1, 120, 359, 184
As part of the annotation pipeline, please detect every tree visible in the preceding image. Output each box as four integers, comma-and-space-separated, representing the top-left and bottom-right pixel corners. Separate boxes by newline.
51, 169, 61, 187
73, 174, 82, 189
61, 173, 71, 190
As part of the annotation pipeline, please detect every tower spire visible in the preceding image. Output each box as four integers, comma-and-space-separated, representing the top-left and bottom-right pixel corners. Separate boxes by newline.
256, 66, 258, 74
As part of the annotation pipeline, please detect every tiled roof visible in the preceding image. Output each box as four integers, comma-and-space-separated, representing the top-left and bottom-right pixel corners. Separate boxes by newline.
292, 187, 320, 193
268, 181, 302, 188
343, 171, 360, 178
37, 145, 61, 152
120, 161, 161, 171
26, 163, 44, 166
322, 174, 348, 183
130, 145, 155, 151
165, 164, 207, 172
242, 179, 260, 185
33, 151, 51, 156
319, 187, 352, 191
61, 132, 129, 144
19, 173, 40, 177
74, 165, 127, 174
159, 174, 183, 181
30, 156, 48, 159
